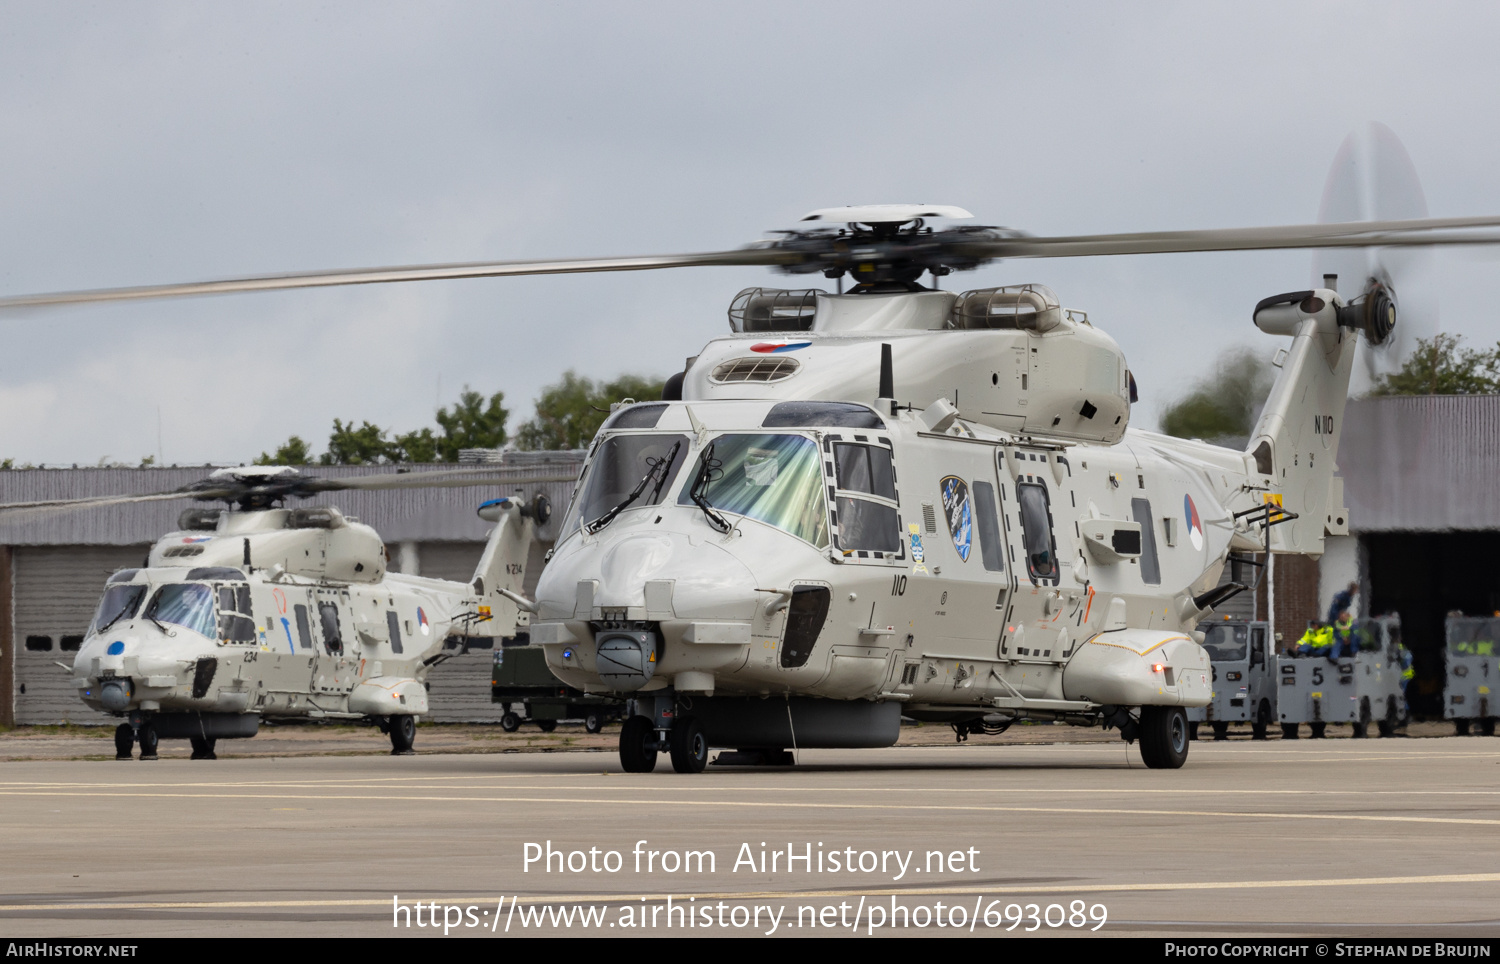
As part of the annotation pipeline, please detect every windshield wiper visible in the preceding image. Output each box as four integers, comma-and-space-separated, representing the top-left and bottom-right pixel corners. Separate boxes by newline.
586, 440, 681, 535
689, 443, 732, 534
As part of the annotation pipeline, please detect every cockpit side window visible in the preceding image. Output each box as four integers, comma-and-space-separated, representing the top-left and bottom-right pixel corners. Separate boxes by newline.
318, 601, 344, 656
91, 584, 146, 635
145, 584, 217, 639
215, 584, 256, 643
829, 440, 900, 555
833, 443, 897, 500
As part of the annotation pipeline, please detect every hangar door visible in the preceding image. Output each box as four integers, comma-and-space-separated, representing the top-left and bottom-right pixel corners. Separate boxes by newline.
14, 545, 147, 724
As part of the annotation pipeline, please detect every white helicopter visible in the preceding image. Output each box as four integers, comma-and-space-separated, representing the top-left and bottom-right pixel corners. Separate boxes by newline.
4, 196, 1499, 773
4, 465, 557, 759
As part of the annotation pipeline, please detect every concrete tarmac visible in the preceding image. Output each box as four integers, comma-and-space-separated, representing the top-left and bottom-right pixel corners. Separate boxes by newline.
1, 737, 1497, 939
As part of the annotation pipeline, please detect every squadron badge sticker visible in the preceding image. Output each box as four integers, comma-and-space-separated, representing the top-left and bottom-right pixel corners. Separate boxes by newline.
940, 475, 973, 562
908, 522, 927, 573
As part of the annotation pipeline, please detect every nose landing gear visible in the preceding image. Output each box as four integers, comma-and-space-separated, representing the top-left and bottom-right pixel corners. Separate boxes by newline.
618, 712, 710, 774
190, 736, 218, 760
114, 723, 134, 760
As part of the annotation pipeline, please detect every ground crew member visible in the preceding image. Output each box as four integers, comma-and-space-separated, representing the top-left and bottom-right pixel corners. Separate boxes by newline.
1294, 622, 1334, 658
1332, 612, 1357, 659
1327, 581, 1358, 626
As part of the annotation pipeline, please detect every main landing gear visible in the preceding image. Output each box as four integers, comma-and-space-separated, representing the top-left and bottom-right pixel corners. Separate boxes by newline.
618, 713, 709, 774
385, 714, 417, 755
1138, 706, 1189, 769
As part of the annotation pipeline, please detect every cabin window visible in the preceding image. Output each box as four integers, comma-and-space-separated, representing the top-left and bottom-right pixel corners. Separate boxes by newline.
972, 480, 1005, 572
1017, 482, 1058, 581
677, 433, 830, 547
830, 442, 900, 554
294, 604, 313, 651
1130, 498, 1161, 585
387, 611, 404, 654
318, 601, 344, 656
91, 584, 146, 634
145, 584, 218, 639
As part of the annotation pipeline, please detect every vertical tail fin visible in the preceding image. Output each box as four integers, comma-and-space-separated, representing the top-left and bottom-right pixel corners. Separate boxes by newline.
1247, 288, 1361, 555
470, 494, 550, 638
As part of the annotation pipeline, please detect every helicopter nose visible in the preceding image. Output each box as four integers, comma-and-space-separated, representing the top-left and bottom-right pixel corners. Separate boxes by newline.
557, 530, 759, 621
599, 533, 675, 593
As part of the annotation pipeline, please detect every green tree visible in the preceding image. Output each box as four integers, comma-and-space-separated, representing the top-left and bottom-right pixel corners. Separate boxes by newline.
515, 372, 665, 450
433, 388, 509, 459
1160, 346, 1275, 441
1369, 333, 1500, 396
321, 419, 395, 465
255, 435, 315, 466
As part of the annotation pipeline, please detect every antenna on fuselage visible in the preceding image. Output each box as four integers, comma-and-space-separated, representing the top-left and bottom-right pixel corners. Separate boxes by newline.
877, 343, 896, 416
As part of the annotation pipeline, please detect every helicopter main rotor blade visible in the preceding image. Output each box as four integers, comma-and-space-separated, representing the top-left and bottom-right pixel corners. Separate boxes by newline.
5, 215, 1500, 311
301, 470, 578, 492
0, 470, 577, 513
0, 490, 220, 512
0, 249, 792, 310
961, 216, 1500, 259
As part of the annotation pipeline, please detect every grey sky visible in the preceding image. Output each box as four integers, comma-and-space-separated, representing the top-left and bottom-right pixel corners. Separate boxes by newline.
1, 1, 1497, 465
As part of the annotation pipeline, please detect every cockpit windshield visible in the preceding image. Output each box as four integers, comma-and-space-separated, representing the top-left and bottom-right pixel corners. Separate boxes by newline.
570, 434, 691, 532
144, 583, 218, 639
677, 433, 828, 547
1201, 623, 1248, 662
1447, 617, 1500, 656
91, 584, 147, 635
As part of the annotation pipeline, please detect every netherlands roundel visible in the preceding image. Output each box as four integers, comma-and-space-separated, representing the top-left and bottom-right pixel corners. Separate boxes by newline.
1184, 494, 1204, 551
749, 341, 811, 353
417, 607, 430, 636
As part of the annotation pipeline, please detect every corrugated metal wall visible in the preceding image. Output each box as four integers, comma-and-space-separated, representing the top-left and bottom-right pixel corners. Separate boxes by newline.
13, 546, 144, 724
1340, 395, 1500, 532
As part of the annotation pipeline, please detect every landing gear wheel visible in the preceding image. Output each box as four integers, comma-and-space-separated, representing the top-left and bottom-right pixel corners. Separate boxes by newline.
500, 711, 521, 733
584, 712, 605, 734
137, 724, 158, 761
1251, 701, 1271, 741
1483, 718, 1497, 737
1456, 718, 1471, 736
189, 736, 218, 760
1187, 721, 1200, 741
1138, 706, 1189, 769
1281, 723, 1299, 739
1309, 722, 1326, 739
669, 716, 708, 774
1211, 721, 1229, 742
114, 723, 134, 760
619, 716, 658, 773
1351, 720, 1368, 739
388, 715, 416, 755
536, 720, 558, 733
